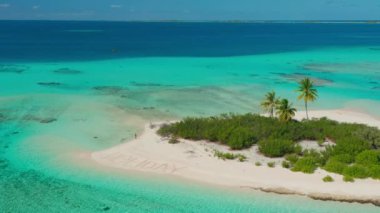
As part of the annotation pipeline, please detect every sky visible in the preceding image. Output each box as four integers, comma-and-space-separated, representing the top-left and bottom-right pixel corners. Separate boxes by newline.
0, 0, 380, 21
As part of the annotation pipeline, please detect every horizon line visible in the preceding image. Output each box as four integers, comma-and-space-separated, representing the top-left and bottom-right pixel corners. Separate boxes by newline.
1, 19, 380, 24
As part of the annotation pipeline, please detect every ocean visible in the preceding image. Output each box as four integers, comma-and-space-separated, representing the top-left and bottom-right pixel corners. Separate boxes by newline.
0, 20, 379, 212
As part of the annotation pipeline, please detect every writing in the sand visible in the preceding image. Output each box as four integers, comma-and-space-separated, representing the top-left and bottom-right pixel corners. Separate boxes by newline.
100, 153, 187, 174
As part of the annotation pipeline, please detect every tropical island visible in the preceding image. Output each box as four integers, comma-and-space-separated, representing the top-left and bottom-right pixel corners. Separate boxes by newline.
158, 78, 380, 181
91, 78, 380, 206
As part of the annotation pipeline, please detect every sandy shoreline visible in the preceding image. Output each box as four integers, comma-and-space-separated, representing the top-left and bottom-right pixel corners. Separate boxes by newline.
91, 109, 380, 206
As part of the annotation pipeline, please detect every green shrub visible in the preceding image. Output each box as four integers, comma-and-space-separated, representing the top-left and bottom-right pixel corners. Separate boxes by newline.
343, 176, 355, 182
238, 154, 247, 162
259, 139, 295, 157
227, 127, 257, 150
322, 175, 334, 182
157, 124, 174, 137
294, 144, 303, 155
292, 156, 318, 174
368, 165, 380, 179
255, 161, 262, 166
355, 150, 380, 165
333, 138, 371, 158
324, 159, 347, 174
330, 154, 353, 164
267, 162, 275, 168
342, 164, 369, 179
282, 161, 291, 168
317, 139, 324, 147
353, 126, 380, 149
285, 154, 299, 165
213, 150, 246, 162
168, 136, 180, 144
214, 150, 235, 160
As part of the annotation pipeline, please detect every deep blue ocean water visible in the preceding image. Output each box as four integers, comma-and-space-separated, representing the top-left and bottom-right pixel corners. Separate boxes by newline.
2, 21, 380, 61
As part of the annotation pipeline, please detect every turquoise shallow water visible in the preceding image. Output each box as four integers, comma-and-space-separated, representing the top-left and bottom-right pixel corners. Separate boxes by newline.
1, 21, 380, 212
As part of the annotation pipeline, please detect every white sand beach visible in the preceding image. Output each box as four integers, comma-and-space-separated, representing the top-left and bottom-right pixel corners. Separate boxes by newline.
91, 109, 380, 205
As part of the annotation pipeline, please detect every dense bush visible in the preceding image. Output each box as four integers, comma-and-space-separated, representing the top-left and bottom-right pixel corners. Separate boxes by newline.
368, 165, 380, 179
227, 127, 257, 149
343, 175, 355, 182
158, 114, 379, 150
330, 154, 353, 164
355, 150, 380, 165
285, 154, 299, 165
322, 175, 334, 182
267, 162, 275, 168
282, 161, 291, 168
258, 139, 295, 157
291, 157, 319, 174
342, 164, 369, 179
323, 159, 347, 174
333, 138, 371, 159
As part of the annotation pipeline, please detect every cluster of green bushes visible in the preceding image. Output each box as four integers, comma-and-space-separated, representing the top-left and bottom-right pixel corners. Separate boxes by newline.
258, 138, 299, 157
282, 144, 380, 180
158, 113, 380, 150
323, 150, 380, 180
213, 150, 247, 162
158, 113, 380, 180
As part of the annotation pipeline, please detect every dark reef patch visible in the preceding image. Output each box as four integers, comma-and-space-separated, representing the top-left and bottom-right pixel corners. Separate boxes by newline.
0, 159, 8, 169
130, 81, 174, 87
142, 107, 155, 110
0, 113, 6, 122
301, 63, 337, 73
53, 68, 82, 75
37, 82, 63, 87
93, 86, 124, 92
22, 115, 57, 124
273, 72, 333, 86
249, 74, 259, 77
0, 64, 27, 74
92, 86, 129, 97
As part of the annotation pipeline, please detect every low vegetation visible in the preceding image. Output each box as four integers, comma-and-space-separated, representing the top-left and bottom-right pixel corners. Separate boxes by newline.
258, 138, 296, 157
322, 175, 334, 182
267, 162, 276, 168
213, 150, 247, 162
343, 176, 355, 182
168, 136, 180, 144
158, 113, 380, 179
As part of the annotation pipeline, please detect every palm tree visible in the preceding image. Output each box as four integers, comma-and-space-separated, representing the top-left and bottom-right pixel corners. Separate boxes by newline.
296, 78, 318, 120
261, 91, 280, 117
276, 99, 297, 122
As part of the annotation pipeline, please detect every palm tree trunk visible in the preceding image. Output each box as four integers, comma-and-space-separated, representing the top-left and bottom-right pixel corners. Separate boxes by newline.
305, 100, 309, 120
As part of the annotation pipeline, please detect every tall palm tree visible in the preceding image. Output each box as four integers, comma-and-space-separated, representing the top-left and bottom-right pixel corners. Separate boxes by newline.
261, 91, 280, 117
276, 99, 297, 122
296, 78, 318, 120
